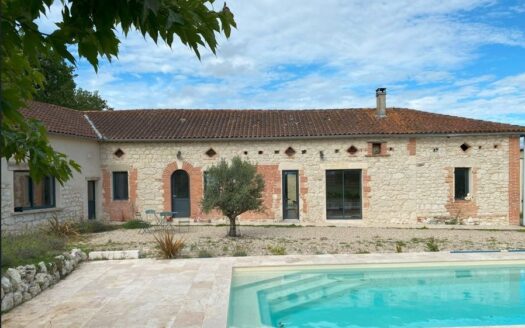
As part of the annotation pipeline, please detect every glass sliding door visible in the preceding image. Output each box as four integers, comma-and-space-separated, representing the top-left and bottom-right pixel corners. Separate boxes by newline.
282, 171, 299, 220
326, 170, 362, 219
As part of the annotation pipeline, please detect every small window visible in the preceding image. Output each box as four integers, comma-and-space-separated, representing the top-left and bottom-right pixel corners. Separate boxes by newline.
112, 172, 129, 200
13, 171, 55, 211
372, 143, 382, 155
205, 148, 217, 158
454, 168, 470, 200
285, 147, 296, 157
460, 143, 470, 152
347, 146, 358, 155
114, 148, 125, 158
258, 150, 263, 155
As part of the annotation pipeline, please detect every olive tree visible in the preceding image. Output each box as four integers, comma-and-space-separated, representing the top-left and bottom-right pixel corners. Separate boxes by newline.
1, 0, 236, 183
201, 157, 265, 237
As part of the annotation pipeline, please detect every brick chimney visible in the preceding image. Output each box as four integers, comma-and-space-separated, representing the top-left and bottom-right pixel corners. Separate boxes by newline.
376, 88, 386, 118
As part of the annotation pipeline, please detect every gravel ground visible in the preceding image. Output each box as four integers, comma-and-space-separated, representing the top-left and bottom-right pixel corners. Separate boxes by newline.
78, 225, 525, 258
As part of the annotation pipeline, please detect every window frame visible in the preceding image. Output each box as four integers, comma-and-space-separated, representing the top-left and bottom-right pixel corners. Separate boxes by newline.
325, 169, 363, 220
13, 171, 56, 211
112, 171, 129, 201
454, 167, 470, 200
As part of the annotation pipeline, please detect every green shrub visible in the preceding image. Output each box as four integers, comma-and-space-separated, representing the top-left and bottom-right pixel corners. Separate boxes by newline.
1, 232, 67, 270
267, 245, 286, 255
122, 220, 151, 230
75, 220, 118, 234
197, 249, 213, 258
425, 238, 440, 252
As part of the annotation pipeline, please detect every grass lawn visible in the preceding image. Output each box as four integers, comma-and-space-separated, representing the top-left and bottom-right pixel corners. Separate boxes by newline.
1, 232, 67, 270
0, 220, 129, 271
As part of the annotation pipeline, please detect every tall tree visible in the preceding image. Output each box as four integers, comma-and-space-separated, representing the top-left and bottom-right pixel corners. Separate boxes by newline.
201, 157, 265, 237
35, 52, 109, 110
1, 0, 236, 183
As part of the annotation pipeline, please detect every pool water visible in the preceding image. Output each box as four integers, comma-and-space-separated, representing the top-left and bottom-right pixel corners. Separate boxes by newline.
227, 262, 525, 327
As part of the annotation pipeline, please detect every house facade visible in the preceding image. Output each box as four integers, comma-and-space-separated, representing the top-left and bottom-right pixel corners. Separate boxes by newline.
2, 90, 524, 231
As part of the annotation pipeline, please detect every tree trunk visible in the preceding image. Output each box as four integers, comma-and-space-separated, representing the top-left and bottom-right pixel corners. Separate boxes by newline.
228, 216, 238, 237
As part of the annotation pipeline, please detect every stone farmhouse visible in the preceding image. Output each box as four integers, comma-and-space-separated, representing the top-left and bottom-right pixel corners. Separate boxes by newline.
2, 89, 524, 231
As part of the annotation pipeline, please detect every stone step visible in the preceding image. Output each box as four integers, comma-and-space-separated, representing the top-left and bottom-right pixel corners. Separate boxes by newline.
256, 274, 324, 297
234, 272, 317, 290
269, 280, 362, 315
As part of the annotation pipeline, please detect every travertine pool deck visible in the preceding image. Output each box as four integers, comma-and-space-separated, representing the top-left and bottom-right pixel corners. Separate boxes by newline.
2, 252, 525, 328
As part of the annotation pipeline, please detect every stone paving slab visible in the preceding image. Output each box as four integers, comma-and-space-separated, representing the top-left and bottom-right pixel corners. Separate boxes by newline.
1, 252, 525, 328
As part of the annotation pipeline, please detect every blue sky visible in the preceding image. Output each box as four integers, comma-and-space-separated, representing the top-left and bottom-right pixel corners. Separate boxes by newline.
38, 0, 525, 125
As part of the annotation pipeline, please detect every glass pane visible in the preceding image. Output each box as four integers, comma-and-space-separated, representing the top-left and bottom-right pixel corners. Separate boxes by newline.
372, 143, 381, 155
33, 176, 54, 207
326, 170, 344, 219
286, 173, 298, 210
173, 171, 189, 198
14, 172, 31, 208
344, 171, 361, 219
113, 172, 128, 200
454, 168, 469, 199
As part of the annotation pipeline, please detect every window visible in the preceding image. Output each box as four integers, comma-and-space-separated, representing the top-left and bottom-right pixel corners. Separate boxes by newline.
372, 143, 382, 155
112, 172, 129, 200
205, 148, 217, 157
14, 171, 55, 211
454, 168, 470, 200
326, 170, 362, 220
203, 171, 209, 193
203, 171, 216, 194
347, 145, 358, 155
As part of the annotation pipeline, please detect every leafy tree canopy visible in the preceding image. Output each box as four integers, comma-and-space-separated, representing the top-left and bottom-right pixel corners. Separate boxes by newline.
1, 0, 236, 183
201, 156, 265, 237
35, 51, 109, 110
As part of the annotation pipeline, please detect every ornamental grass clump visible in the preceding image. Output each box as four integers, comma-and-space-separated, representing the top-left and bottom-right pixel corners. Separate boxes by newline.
154, 229, 185, 259
425, 237, 440, 252
46, 216, 79, 237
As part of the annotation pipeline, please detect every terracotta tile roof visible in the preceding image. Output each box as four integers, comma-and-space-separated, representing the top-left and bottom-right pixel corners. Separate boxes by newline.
86, 107, 525, 141
21, 101, 98, 139
22, 101, 525, 141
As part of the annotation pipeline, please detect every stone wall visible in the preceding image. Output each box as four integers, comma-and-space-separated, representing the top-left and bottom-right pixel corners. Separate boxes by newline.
99, 134, 518, 225
1, 249, 87, 312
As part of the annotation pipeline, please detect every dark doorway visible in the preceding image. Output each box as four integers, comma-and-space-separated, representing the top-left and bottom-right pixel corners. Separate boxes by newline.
326, 170, 362, 219
171, 170, 190, 217
87, 180, 96, 220
283, 170, 299, 220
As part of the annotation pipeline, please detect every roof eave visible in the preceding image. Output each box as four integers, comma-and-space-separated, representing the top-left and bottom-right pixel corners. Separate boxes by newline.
98, 131, 525, 143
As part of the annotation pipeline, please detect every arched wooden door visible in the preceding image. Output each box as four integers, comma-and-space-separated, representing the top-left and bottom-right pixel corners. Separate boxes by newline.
171, 170, 190, 217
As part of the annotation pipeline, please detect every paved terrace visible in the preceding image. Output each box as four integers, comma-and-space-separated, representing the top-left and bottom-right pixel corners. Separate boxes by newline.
2, 252, 525, 328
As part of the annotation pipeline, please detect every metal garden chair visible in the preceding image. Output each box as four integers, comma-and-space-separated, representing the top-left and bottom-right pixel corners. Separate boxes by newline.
159, 211, 175, 231
140, 209, 158, 233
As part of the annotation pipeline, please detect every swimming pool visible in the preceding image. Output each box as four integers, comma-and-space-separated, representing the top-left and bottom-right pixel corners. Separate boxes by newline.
227, 261, 525, 327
